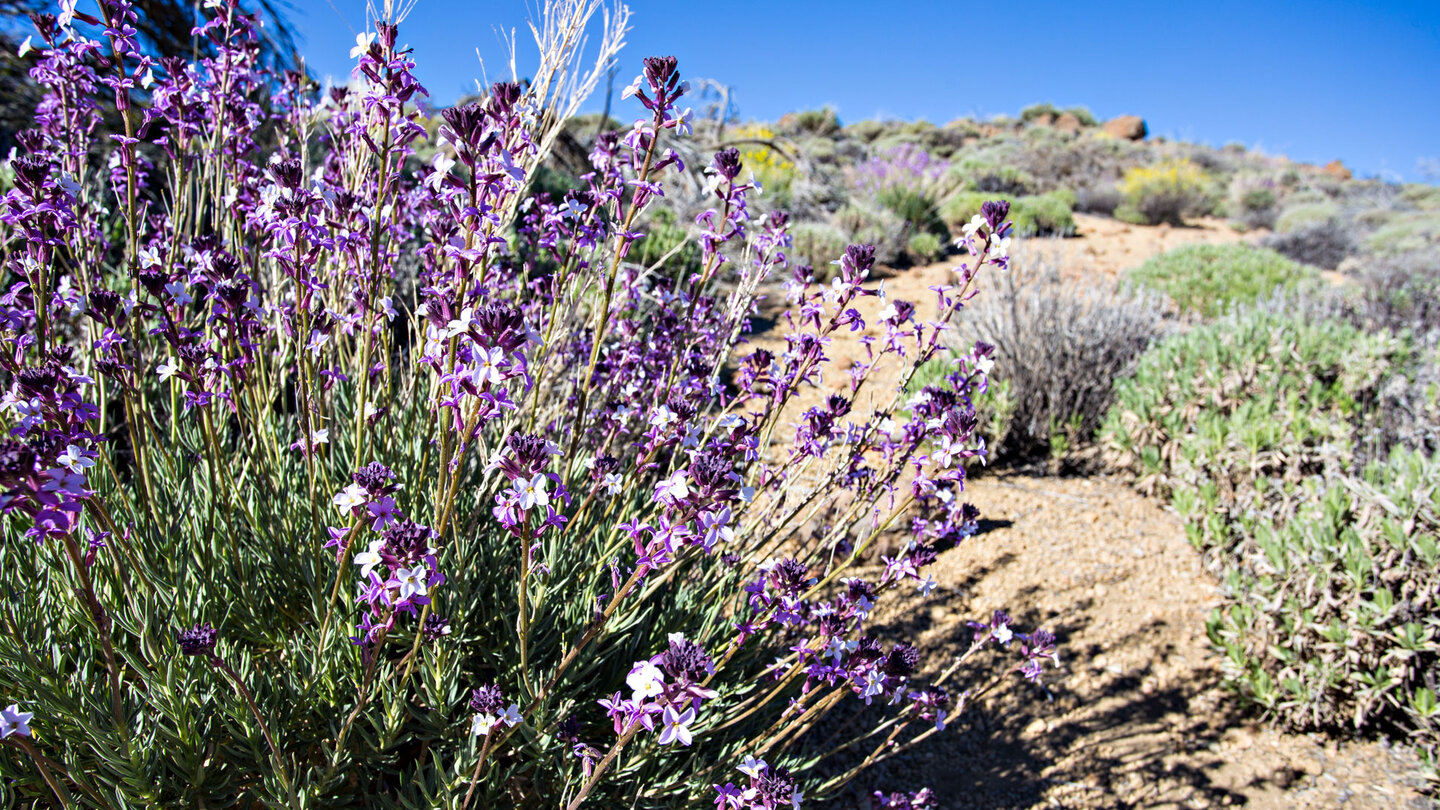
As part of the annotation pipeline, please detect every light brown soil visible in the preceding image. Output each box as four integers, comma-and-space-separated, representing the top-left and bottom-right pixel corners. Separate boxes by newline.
850, 474, 1431, 809
779, 216, 1433, 808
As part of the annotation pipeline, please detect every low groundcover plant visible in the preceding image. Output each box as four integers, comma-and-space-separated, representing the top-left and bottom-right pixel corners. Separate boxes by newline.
0, 1, 1054, 806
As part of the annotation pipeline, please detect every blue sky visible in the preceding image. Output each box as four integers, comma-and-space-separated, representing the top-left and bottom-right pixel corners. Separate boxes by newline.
289, 0, 1439, 182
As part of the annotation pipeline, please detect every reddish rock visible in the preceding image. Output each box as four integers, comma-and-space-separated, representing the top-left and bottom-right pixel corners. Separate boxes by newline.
1054, 112, 1083, 134
1322, 159, 1352, 180
1103, 115, 1147, 140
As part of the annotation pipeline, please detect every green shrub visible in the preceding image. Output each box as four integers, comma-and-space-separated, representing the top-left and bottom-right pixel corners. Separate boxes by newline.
1400, 183, 1440, 211
1205, 448, 1440, 755
1367, 211, 1440, 255
939, 191, 1076, 238
1127, 243, 1314, 316
790, 221, 851, 278
1019, 102, 1060, 122
831, 202, 907, 266
1064, 106, 1098, 127
788, 106, 841, 136
905, 231, 946, 264
1102, 308, 1405, 545
1226, 172, 1278, 231
876, 186, 949, 241
1275, 201, 1340, 233
844, 119, 886, 143
1101, 310, 1434, 760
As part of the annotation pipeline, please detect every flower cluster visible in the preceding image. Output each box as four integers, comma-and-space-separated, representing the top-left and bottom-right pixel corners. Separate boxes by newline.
0, 2, 1053, 806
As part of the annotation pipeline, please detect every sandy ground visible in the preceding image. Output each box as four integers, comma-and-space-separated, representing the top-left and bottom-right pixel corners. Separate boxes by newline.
767, 215, 1433, 808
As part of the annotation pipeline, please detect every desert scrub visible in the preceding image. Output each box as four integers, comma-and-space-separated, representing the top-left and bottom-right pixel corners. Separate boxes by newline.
1205, 448, 1439, 764
1115, 158, 1215, 225
1101, 311, 1435, 760
1274, 200, 1341, 233
1127, 243, 1315, 317
939, 191, 1075, 238
949, 246, 1163, 462
1100, 309, 1405, 529
0, 8, 1056, 806
1226, 172, 1278, 231
905, 231, 946, 264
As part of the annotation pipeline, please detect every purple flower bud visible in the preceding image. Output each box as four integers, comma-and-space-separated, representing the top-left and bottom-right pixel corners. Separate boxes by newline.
268, 156, 304, 190
469, 684, 506, 714
422, 614, 451, 642
642, 55, 679, 92
712, 147, 742, 181
981, 200, 1010, 230
882, 642, 920, 677
176, 622, 218, 656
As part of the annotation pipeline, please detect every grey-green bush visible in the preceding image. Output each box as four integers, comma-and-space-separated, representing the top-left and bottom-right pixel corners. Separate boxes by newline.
1127, 243, 1314, 317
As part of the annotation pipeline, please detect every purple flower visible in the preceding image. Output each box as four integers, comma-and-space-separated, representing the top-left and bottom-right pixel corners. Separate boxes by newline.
176, 622, 217, 656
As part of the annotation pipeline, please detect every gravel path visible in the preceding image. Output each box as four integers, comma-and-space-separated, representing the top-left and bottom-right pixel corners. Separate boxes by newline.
844, 473, 1431, 809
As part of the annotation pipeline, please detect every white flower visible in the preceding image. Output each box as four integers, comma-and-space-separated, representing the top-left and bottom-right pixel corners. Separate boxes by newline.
973, 353, 995, 376
499, 703, 522, 728
992, 624, 1014, 645
654, 470, 689, 504
648, 404, 677, 431
473, 346, 507, 386
394, 565, 428, 600
56, 444, 92, 474
18, 36, 33, 58
311, 429, 329, 445
350, 31, 377, 59
353, 539, 385, 579
626, 660, 664, 702
602, 472, 623, 495
513, 474, 550, 511
165, 281, 191, 306
0, 704, 32, 738
427, 150, 455, 191
471, 713, 497, 736
333, 483, 368, 513
917, 576, 937, 597
657, 705, 695, 746
737, 756, 767, 779
620, 74, 642, 99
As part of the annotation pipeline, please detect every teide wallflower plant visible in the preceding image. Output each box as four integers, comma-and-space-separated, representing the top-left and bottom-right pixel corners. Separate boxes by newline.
0, 1, 1053, 806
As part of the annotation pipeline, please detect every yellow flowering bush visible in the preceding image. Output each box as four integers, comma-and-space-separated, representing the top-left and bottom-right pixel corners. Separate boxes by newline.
730, 123, 796, 202
1116, 158, 1215, 225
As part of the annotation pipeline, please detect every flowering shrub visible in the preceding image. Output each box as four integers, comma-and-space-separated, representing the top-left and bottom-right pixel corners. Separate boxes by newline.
1115, 158, 1215, 226
0, 2, 1052, 806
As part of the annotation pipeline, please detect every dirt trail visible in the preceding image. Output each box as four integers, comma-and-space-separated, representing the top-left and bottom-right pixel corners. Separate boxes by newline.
786, 214, 1432, 808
